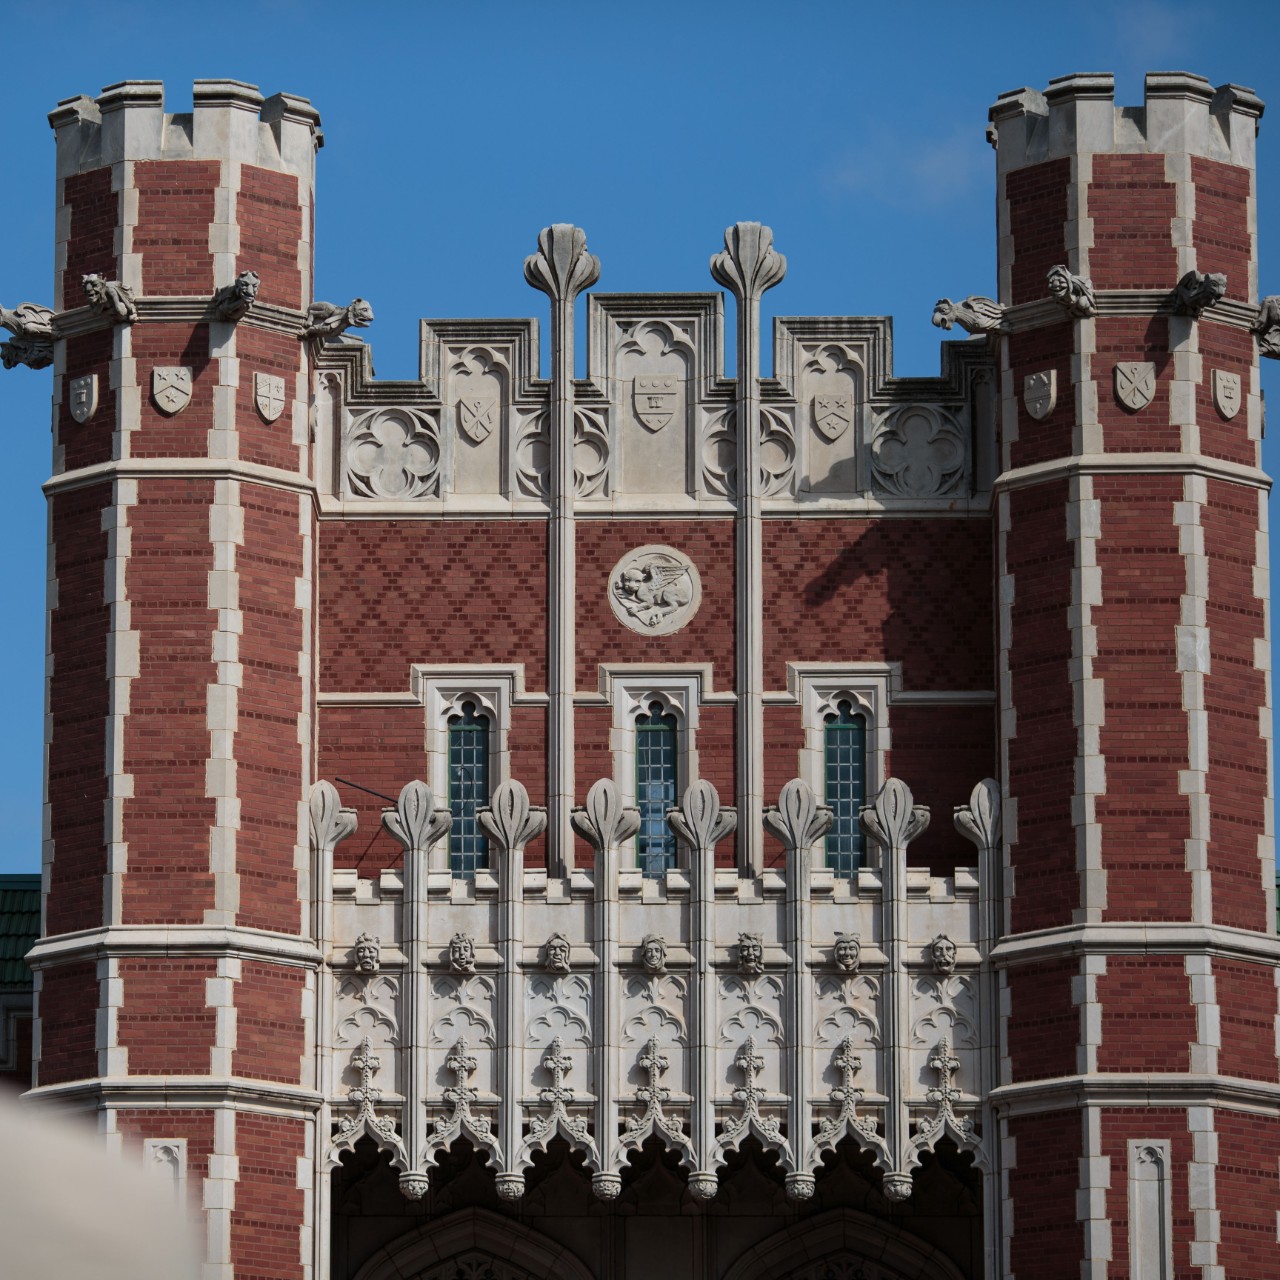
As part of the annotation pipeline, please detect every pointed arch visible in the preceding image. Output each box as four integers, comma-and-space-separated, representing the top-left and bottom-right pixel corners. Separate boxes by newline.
351, 1206, 596, 1280
722, 1207, 968, 1280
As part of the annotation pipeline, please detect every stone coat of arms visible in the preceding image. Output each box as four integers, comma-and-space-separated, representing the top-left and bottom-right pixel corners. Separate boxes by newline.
1022, 370, 1057, 421
1212, 369, 1242, 420
69, 374, 99, 424
1114, 362, 1156, 413
254, 372, 286, 423
812, 393, 853, 442
152, 366, 193, 416
633, 375, 677, 432
458, 395, 497, 443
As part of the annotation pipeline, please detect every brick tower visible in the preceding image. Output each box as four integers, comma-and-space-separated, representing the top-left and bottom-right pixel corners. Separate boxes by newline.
33, 81, 322, 1279
989, 74, 1278, 1277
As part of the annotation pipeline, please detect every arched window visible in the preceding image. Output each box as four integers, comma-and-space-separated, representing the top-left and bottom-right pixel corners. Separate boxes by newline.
635, 701, 679, 877
824, 699, 867, 875
447, 701, 490, 877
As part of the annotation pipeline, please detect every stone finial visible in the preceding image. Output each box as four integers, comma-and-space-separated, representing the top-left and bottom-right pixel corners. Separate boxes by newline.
211, 270, 260, 323
953, 778, 1001, 854
931, 296, 1007, 335
302, 298, 374, 341
1172, 269, 1227, 317
477, 779, 548, 858
709, 221, 787, 302
1046, 264, 1096, 317
1252, 295, 1280, 358
308, 779, 357, 854
381, 780, 451, 858
352, 932, 381, 974
0, 301, 56, 370
638, 934, 667, 975
82, 273, 137, 323
860, 778, 931, 854
667, 780, 737, 858
763, 778, 834, 855
523, 224, 600, 304
570, 778, 640, 855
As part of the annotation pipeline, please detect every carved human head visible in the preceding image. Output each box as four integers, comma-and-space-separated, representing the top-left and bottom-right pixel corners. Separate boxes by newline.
930, 933, 957, 975
235, 270, 261, 302
448, 931, 476, 974
639, 933, 667, 974
1046, 264, 1072, 300
545, 932, 572, 973
737, 932, 764, 975
82, 273, 108, 305
833, 932, 861, 974
352, 932, 381, 974
348, 298, 375, 328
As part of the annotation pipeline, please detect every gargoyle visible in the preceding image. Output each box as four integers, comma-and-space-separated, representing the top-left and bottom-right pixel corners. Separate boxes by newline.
211, 270, 260, 324
1171, 269, 1226, 318
931, 295, 1007, 335
1046, 264, 1096, 318
1251, 295, 1280, 358
302, 297, 374, 341
82, 273, 137, 323
0, 301, 56, 369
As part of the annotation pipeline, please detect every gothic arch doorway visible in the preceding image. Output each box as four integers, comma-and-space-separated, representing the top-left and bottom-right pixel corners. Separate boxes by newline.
723, 1208, 969, 1280
350, 1206, 596, 1280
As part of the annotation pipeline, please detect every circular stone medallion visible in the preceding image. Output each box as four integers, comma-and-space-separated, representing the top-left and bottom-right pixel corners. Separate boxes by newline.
608, 545, 702, 636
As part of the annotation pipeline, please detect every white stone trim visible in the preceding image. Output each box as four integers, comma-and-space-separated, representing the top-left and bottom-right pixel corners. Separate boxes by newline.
1185, 955, 1219, 1076
1000, 1126, 1016, 1280
98, 954, 126, 1077
1127, 1139, 1173, 1280
142, 1136, 189, 1203
294, 494, 314, 935
208, 956, 240, 1079
1078, 1103, 1112, 1278
1186, 1106, 1223, 1279
1255, 491, 1275, 920
997, 491, 1017, 930
1074, 953, 1105, 1077
204, 1105, 237, 1280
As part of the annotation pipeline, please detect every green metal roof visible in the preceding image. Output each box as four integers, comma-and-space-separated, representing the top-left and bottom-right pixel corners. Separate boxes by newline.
0, 875, 40, 988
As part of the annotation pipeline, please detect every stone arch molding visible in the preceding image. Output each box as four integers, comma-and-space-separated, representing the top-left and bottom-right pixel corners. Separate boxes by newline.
351, 1207, 596, 1280
723, 1208, 968, 1280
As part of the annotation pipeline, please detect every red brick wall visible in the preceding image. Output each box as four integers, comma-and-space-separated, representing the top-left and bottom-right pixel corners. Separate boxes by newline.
1006, 158, 1070, 306
1215, 1110, 1280, 1277
1191, 157, 1252, 305
1202, 480, 1269, 932
1093, 476, 1191, 922
58, 329, 117, 472
1088, 155, 1177, 288
115, 1107, 215, 1214
1007, 1109, 1082, 1277
236, 328, 305, 470
1008, 323, 1075, 470
1214, 959, 1278, 1081
46, 488, 111, 937
130, 323, 216, 459
1097, 317, 1178, 453
1005, 482, 1077, 932
1006, 957, 1078, 1082
511, 703, 548, 868
62, 168, 117, 305
135, 161, 219, 296
121, 478, 217, 925
232, 962, 306, 1085
763, 519, 993, 691
318, 520, 548, 692
231, 1113, 307, 1280
1197, 324, 1257, 467
699, 702, 737, 867
36, 962, 98, 1085
117, 959, 216, 1073
238, 166, 303, 310
1096, 956, 1194, 1073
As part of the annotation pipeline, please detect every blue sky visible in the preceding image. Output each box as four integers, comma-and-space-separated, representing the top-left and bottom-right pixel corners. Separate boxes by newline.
2, 0, 1280, 871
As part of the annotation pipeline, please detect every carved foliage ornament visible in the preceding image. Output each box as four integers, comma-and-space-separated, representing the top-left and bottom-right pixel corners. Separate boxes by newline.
1114, 362, 1156, 413
1023, 369, 1057, 421
1213, 369, 1242, 420
608, 544, 701, 636
871, 404, 966, 498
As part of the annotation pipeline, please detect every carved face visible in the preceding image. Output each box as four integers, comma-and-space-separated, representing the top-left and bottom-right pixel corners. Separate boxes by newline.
348, 298, 375, 327
82, 274, 106, 305
236, 271, 261, 302
640, 934, 667, 973
448, 932, 475, 972
738, 933, 764, 974
931, 299, 954, 330
930, 934, 957, 974
834, 934, 861, 973
545, 934, 571, 973
353, 933, 380, 974
1047, 267, 1070, 299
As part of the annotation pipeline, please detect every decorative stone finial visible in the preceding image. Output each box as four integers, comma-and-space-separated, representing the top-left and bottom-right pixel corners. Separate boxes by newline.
381, 780, 451, 858
667, 780, 737, 858
860, 778, 930, 853
1252, 295, 1280, 358
82, 273, 137, 323
570, 777, 640, 854
0, 302, 55, 370
931, 296, 1007, 335
709, 221, 787, 302
1172, 269, 1226, 317
1046, 264, 1096, 317
211, 270, 260, 323
302, 298, 374, 341
477, 778, 547, 858
308, 779, 357, 854
523, 224, 600, 304
763, 778, 834, 855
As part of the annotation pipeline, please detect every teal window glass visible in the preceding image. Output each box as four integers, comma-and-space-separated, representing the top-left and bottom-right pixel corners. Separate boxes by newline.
635, 702, 678, 877
824, 700, 867, 876
447, 701, 490, 877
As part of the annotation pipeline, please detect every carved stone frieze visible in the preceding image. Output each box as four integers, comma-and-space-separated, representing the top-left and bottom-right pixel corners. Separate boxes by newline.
514, 408, 549, 499
328, 1036, 408, 1170
608, 544, 701, 636
573, 407, 610, 498
346, 408, 441, 500
701, 407, 737, 497
870, 403, 966, 497
517, 1035, 600, 1171
714, 1034, 791, 1166
759, 405, 796, 496
424, 1035, 502, 1166
334, 973, 399, 1048
1046, 264, 1096, 317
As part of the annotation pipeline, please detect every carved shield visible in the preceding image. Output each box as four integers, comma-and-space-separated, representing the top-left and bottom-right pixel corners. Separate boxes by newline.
254, 372, 286, 423
1022, 370, 1057, 421
458, 395, 497, 443
1213, 369, 1242, 420
69, 374, 99, 424
812, 393, 853, 442
152, 366, 193, 416
633, 374, 677, 432
1114, 362, 1156, 413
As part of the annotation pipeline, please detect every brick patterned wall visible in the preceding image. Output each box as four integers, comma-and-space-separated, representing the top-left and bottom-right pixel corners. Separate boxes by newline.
57, 329, 116, 472
1202, 480, 1269, 932
36, 961, 98, 1085
236, 328, 305, 471
511, 703, 548, 868
318, 520, 548, 693
1008, 323, 1076, 470
1096, 317, 1179, 453
1213, 958, 1279, 1081
1096, 956, 1194, 1073
1093, 475, 1191, 922
1006, 158, 1070, 306
1005, 482, 1077, 933
577, 520, 735, 689
1006, 1109, 1083, 1278
46, 488, 111, 937
130, 323, 216, 459
1088, 155, 1178, 289
232, 962, 306, 1085
235, 488, 306, 934
135, 161, 219, 296
1215, 1110, 1280, 1277
230, 1113, 307, 1280
1197, 324, 1257, 467
763, 519, 993, 692
1006, 957, 1078, 1082
1191, 157, 1252, 304
238, 166, 303, 310
62, 167, 117, 301
121, 477, 218, 925
117, 959, 217, 1073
